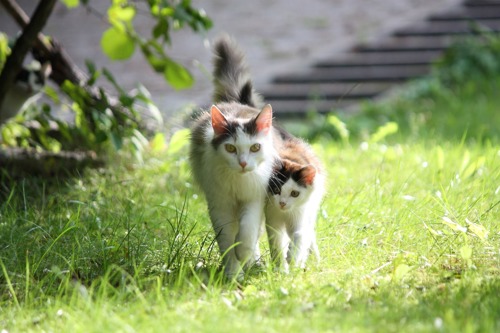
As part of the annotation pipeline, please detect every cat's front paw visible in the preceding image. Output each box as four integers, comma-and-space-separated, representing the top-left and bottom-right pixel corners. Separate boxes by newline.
225, 269, 245, 283
235, 244, 255, 264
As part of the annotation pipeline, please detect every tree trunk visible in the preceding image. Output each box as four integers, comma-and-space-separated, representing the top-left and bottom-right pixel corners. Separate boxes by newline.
0, 0, 57, 120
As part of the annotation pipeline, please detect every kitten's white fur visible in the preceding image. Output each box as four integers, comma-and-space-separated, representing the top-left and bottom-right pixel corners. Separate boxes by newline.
265, 168, 325, 273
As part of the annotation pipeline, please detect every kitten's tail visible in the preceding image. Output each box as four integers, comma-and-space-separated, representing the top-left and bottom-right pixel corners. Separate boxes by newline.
212, 36, 262, 108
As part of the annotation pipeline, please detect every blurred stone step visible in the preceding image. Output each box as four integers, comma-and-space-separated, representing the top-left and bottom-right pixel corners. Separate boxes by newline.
262, 82, 393, 100
273, 65, 429, 84
315, 50, 444, 67
355, 36, 452, 52
265, 99, 357, 116
394, 19, 500, 36
430, 6, 500, 20
464, 0, 500, 7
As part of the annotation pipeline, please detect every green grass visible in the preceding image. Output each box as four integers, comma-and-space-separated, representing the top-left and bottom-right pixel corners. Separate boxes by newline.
2, 73, 500, 331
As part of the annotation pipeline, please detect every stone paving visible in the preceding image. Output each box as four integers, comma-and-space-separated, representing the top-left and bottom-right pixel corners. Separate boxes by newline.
264, 0, 500, 116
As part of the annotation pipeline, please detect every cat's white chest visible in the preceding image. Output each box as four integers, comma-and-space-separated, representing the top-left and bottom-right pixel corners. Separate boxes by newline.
216, 164, 269, 202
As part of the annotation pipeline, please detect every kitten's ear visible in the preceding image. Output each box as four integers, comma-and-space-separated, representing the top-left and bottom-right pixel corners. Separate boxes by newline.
300, 165, 316, 186
211, 105, 227, 136
255, 104, 273, 134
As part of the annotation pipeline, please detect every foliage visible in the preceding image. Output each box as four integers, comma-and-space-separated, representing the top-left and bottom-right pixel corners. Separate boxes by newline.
0, 0, 212, 160
76, 0, 212, 90
434, 29, 500, 85
0, 33, 10, 69
53, 0, 212, 90
1, 60, 156, 159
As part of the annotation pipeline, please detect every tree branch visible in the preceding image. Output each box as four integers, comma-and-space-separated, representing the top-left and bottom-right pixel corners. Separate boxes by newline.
0, 147, 103, 176
0, 0, 57, 118
0, 0, 87, 86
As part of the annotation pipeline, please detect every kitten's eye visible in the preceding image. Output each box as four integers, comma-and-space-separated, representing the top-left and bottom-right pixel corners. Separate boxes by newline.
225, 144, 237, 153
290, 190, 300, 198
250, 143, 261, 152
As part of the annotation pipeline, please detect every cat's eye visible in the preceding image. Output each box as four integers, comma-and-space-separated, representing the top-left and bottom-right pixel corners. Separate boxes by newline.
290, 190, 300, 198
225, 144, 237, 153
250, 143, 261, 152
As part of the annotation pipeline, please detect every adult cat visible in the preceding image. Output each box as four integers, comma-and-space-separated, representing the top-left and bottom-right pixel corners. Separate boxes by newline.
189, 37, 278, 280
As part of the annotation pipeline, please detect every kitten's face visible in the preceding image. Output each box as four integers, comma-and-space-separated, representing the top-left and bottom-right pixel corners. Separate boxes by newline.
268, 160, 316, 211
211, 105, 272, 173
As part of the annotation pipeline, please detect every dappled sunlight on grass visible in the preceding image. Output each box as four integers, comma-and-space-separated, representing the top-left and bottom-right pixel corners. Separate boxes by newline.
2, 44, 500, 332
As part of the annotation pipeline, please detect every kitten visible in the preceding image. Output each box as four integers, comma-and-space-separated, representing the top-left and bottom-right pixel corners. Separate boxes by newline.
266, 136, 325, 273
189, 36, 278, 280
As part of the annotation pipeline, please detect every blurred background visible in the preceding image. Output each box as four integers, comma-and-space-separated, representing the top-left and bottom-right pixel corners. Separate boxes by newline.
0, 0, 462, 119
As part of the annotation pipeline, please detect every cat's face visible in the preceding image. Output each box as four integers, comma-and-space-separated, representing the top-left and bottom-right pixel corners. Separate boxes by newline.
211, 104, 273, 173
268, 159, 316, 211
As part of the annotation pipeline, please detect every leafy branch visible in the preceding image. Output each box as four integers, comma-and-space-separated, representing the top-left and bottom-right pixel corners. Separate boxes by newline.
0, 0, 212, 175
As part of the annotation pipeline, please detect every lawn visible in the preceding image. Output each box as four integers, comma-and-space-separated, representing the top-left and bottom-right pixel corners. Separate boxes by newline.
1, 45, 500, 332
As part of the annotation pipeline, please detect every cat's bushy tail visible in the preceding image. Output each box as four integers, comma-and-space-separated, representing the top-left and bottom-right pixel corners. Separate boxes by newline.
212, 36, 262, 108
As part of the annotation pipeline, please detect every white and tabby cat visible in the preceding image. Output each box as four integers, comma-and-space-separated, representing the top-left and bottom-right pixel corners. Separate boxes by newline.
266, 136, 325, 273
189, 37, 279, 280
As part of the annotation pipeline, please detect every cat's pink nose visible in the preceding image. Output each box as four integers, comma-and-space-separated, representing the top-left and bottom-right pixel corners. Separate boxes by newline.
279, 201, 286, 208
239, 161, 247, 168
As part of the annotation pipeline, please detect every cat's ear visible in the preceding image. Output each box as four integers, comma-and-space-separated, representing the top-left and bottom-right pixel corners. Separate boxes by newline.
300, 165, 316, 185
255, 104, 273, 134
211, 105, 227, 136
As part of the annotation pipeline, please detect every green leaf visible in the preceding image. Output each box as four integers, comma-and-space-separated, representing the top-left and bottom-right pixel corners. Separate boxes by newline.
150, 132, 167, 152
423, 222, 442, 237
436, 146, 444, 171
153, 19, 170, 41
393, 264, 412, 281
61, 0, 79, 8
102, 68, 125, 95
465, 219, 489, 240
144, 53, 167, 72
442, 216, 467, 233
44, 86, 60, 104
108, 5, 136, 23
152, 5, 175, 17
327, 114, 349, 143
110, 131, 123, 150
369, 122, 398, 143
0, 33, 11, 69
135, 84, 163, 125
101, 27, 136, 60
163, 58, 193, 90
168, 128, 190, 155
462, 156, 485, 179
460, 245, 472, 260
